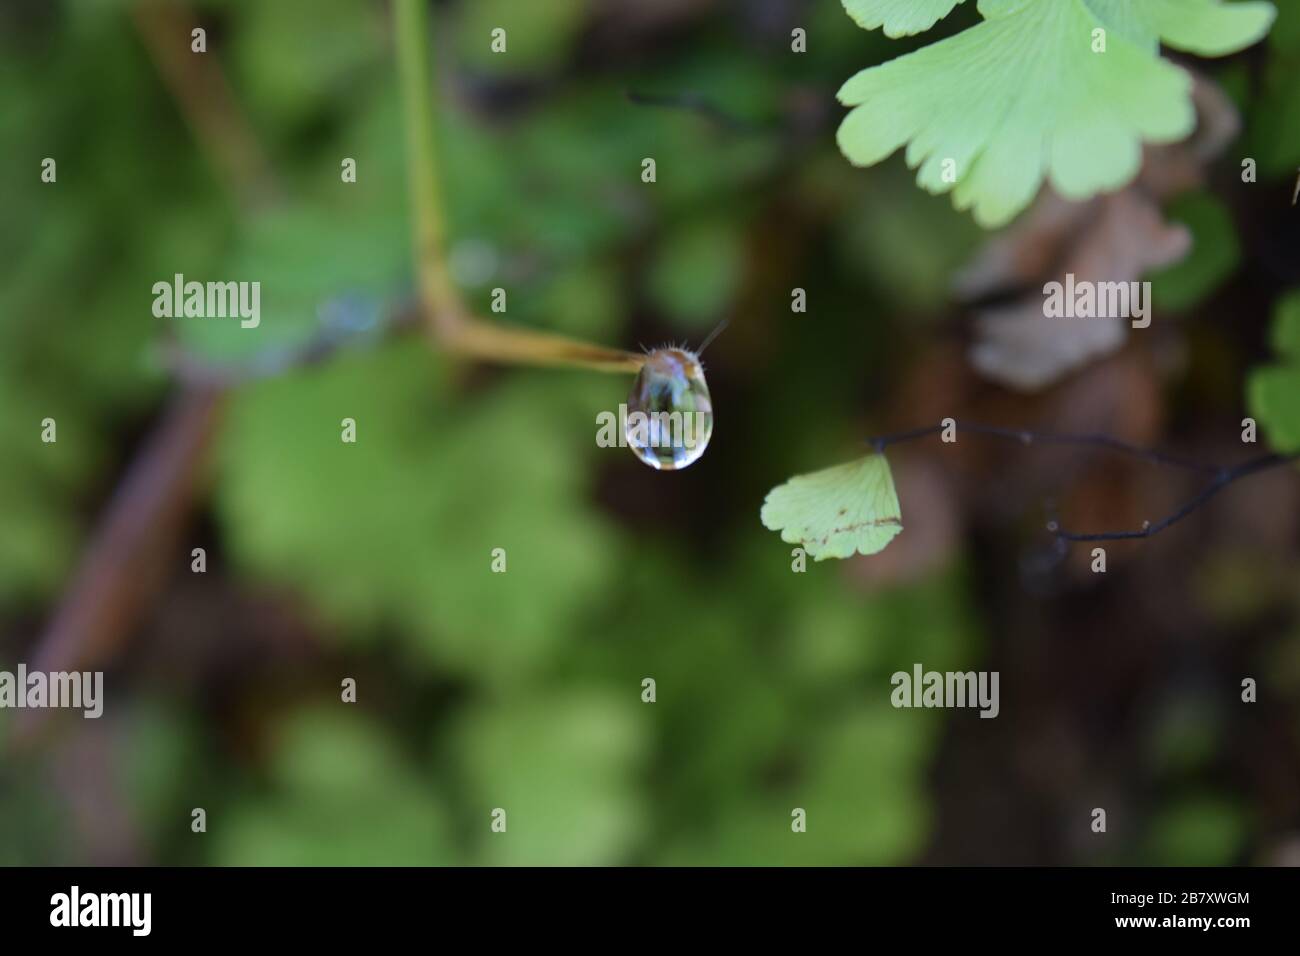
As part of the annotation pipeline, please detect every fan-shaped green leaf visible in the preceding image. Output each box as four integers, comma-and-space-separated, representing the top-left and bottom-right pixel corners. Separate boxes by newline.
837, 0, 1275, 226
1083, 0, 1275, 56
1269, 290, 1300, 360
761, 454, 903, 560
1249, 292, 1300, 453
842, 0, 970, 38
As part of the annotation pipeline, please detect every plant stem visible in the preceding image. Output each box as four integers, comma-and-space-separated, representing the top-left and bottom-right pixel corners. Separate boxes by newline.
392, 0, 644, 374
394, 0, 458, 332
132, 0, 278, 211
865, 419, 1300, 543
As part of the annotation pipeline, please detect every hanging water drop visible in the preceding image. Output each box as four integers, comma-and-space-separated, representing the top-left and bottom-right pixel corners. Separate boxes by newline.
625, 348, 713, 470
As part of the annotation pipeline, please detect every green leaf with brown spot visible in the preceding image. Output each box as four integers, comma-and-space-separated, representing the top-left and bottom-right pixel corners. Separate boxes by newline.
761, 454, 903, 560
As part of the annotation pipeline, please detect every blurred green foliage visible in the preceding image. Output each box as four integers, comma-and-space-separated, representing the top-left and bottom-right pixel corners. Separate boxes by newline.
219, 348, 619, 682
1246, 0, 1300, 175
1249, 292, 1300, 452
1146, 795, 1249, 866
1148, 192, 1240, 312
216, 707, 455, 865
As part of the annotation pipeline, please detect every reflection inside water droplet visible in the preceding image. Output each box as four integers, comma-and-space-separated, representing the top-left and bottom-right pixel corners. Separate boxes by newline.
625, 348, 714, 470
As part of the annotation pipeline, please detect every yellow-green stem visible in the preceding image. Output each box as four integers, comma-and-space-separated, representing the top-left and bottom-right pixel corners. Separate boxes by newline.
392, 0, 643, 373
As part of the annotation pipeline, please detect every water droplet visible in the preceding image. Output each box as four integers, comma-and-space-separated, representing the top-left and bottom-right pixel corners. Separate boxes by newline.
625, 348, 713, 470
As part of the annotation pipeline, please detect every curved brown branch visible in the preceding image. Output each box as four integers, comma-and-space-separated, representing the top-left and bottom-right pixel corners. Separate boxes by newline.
15, 387, 227, 746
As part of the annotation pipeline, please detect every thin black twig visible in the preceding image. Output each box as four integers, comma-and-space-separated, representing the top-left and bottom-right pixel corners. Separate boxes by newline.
865, 420, 1299, 543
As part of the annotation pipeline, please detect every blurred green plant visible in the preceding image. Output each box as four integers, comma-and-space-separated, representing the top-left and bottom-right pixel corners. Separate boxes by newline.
217, 346, 620, 683
216, 708, 455, 865
454, 689, 648, 865
1146, 794, 1249, 865
1248, 291, 1300, 452
1148, 191, 1241, 312
1245, 0, 1300, 174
